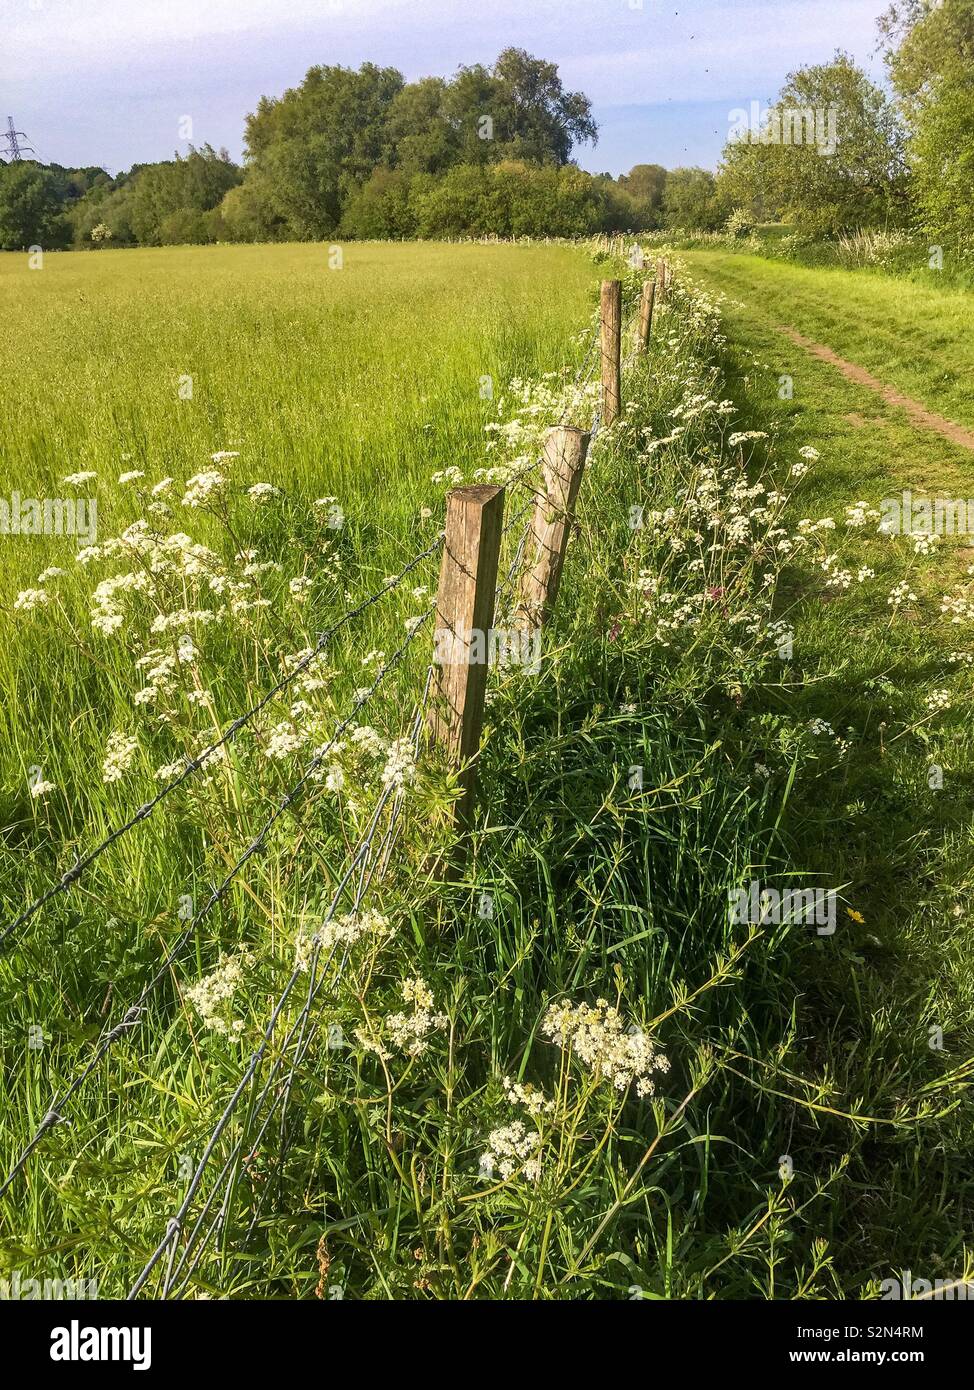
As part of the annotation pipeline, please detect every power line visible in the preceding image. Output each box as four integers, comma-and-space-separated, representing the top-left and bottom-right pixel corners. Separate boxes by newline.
3, 116, 35, 162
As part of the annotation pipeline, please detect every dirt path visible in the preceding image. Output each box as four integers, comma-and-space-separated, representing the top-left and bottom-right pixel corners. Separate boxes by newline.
779, 325, 974, 453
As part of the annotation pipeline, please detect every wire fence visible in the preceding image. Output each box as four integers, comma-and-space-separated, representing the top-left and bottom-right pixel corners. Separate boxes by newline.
0, 538, 443, 953
0, 251, 663, 1296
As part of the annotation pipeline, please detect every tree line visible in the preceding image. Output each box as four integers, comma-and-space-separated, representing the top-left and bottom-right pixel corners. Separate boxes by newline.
1, 4, 971, 252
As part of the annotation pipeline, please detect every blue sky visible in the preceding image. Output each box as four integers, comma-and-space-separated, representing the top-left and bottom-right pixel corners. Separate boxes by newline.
2, 0, 889, 175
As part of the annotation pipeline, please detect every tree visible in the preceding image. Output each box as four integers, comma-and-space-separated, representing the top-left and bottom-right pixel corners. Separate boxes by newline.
0, 162, 69, 249
617, 164, 667, 226
387, 78, 458, 175
244, 63, 404, 237
487, 48, 597, 164
339, 168, 418, 239
879, 0, 974, 239
124, 145, 241, 245
662, 168, 725, 231
719, 53, 909, 235
214, 175, 288, 242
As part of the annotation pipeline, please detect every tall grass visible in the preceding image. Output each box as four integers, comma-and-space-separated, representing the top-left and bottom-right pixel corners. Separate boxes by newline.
2, 241, 971, 1301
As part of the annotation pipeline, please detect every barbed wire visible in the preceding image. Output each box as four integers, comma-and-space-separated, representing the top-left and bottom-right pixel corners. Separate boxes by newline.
128, 651, 435, 1298
0, 537, 443, 954
158, 675, 434, 1299
0, 607, 435, 1204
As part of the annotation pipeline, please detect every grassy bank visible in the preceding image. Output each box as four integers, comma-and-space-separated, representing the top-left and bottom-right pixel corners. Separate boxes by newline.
1, 242, 972, 1299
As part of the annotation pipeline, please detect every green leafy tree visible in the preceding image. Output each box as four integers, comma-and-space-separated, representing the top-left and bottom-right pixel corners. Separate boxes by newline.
662, 167, 726, 231
339, 168, 418, 239
213, 174, 288, 242
488, 48, 598, 164
244, 63, 404, 237
387, 78, 458, 175
719, 53, 909, 234
879, 0, 974, 239
617, 164, 667, 226
0, 162, 69, 249
125, 145, 241, 245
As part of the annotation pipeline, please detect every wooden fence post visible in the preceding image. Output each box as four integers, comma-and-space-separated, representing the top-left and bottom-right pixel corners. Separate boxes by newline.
636, 279, 655, 353
516, 426, 591, 630
600, 278, 622, 428
427, 484, 505, 831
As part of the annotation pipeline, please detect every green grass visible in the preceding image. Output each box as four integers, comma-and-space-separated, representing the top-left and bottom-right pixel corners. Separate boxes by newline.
680, 248, 974, 433
2, 240, 973, 1301
673, 251, 974, 1288
0, 240, 601, 1296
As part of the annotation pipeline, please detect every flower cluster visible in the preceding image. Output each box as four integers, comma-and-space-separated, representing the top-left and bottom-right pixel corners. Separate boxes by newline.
383, 977, 448, 1058
479, 1121, 542, 1183
185, 951, 253, 1037
542, 998, 669, 1098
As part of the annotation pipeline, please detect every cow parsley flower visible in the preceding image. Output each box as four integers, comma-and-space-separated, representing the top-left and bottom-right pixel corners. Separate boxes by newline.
384, 977, 447, 1057
381, 737, 417, 790
247, 483, 280, 503
186, 951, 252, 1037
479, 1121, 541, 1182
102, 731, 138, 783
182, 471, 226, 507
14, 588, 50, 611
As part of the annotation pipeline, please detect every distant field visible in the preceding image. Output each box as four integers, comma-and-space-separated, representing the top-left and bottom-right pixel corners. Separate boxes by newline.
1, 240, 594, 508
0, 242, 598, 1294
0, 240, 595, 798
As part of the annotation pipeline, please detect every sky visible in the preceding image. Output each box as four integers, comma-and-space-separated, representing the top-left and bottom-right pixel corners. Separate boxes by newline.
1, 0, 891, 176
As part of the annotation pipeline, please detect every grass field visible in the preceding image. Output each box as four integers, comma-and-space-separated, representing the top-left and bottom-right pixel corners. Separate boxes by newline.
2, 239, 973, 1301
0, 241, 603, 1296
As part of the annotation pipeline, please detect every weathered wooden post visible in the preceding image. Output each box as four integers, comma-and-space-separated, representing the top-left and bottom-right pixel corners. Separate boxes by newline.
600, 278, 622, 428
636, 279, 655, 353
516, 426, 591, 631
427, 485, 505, 831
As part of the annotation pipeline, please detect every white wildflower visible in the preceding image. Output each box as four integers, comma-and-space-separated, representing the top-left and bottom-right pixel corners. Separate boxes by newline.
102, 731, 138, 783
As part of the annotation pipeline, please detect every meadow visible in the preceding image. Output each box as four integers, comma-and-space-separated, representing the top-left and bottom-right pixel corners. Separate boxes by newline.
1, 238, 972, 1301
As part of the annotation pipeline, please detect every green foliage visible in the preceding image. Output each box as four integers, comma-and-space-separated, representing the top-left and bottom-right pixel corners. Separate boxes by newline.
616, 162, 667, 227
241, 49, 598, 242
880, 0, 974, 240
0, 162, 69, 250
662, 167, 726, 231
719, 53, 910, 235
125, 145, 241, 246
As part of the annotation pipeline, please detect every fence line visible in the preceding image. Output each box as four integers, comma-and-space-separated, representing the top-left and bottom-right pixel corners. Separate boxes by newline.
0, 537, 443, 953
2, 248, 671, 1296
